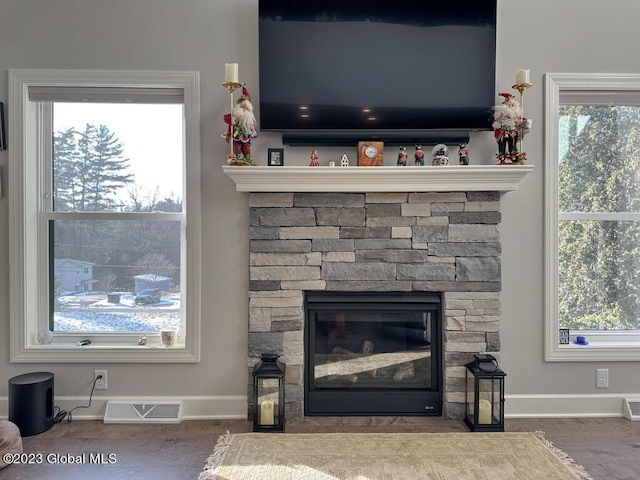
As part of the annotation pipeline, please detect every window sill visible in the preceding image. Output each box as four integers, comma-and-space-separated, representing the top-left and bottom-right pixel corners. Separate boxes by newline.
548, 337, 640, 362
12, 342, 198, 363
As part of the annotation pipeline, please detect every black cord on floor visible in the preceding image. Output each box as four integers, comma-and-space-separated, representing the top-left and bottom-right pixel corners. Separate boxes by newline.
53, 376, 100, 424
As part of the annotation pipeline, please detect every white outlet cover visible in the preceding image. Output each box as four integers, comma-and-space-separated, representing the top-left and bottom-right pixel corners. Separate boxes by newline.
596, 369, 608, 388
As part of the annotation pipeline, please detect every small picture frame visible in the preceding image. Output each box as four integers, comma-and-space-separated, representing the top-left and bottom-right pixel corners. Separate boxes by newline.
559, 327, 570, 345
0, 102, 6, 150
267, 148, 284, 166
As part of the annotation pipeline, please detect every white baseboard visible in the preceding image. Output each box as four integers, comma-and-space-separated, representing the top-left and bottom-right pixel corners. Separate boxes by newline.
0, 395, 248, 421
2, 393, 634, 420
505, 393, 635, 418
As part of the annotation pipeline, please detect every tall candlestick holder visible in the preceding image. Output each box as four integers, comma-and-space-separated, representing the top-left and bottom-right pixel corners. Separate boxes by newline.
221, 80, 242, 164
511, 81, 533, 164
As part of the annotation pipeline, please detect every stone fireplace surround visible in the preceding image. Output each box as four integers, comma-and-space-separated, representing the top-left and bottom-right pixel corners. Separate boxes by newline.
245, 188, 504, 421
224, 165, 532, 421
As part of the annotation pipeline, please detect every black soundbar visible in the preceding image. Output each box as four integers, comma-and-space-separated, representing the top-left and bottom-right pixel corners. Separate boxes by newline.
281, 130, 472, 147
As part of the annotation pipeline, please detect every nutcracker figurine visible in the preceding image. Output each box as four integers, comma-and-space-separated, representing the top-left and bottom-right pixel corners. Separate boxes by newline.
397, 146, 408, 166
458, 144, 470, 165
414, 145, 425, 166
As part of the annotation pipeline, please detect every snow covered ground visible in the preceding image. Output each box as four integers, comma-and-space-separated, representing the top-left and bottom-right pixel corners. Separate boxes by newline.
54, 292, 181, 332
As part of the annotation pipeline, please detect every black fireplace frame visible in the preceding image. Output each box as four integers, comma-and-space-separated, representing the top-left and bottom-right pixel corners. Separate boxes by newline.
304, 291, 442, 417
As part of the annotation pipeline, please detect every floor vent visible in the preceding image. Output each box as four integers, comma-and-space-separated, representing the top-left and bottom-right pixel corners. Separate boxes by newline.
104, 401, 183, 424
623, 398, 640, 421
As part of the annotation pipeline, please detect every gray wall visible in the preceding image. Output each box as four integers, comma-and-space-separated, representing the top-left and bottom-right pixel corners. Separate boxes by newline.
0, 0, 639, 417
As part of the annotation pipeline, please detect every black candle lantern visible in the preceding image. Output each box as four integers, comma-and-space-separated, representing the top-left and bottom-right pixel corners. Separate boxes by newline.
252, 353, 285, 433
464, 354, 506, 432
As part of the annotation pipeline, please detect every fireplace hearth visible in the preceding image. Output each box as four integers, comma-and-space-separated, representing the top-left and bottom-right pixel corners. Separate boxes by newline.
305, 291, 442, 416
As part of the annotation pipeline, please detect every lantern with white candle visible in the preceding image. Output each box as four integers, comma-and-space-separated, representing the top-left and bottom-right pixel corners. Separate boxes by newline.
252, 353, 286, 433
464, 354, 506, 432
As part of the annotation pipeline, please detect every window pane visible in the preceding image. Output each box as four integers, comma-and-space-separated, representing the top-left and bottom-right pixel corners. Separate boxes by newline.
52, 103, 183, 213
559, 220, 640, 330
558, 105, 640, 214
51, 219, 181, 333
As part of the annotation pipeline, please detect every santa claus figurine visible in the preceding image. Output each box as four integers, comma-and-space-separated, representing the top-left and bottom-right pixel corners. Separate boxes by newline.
223, 85, 258, 165
492, 92, 529, 164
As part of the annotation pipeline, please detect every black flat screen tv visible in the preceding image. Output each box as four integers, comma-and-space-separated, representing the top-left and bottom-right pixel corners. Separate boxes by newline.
258, 0, 497, 146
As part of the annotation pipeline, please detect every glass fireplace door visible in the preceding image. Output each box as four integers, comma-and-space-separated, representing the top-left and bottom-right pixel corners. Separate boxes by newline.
305, 292, 442, 416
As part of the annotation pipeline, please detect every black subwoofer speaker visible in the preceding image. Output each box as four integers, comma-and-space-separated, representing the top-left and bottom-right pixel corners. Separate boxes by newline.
8, 372, 54, 436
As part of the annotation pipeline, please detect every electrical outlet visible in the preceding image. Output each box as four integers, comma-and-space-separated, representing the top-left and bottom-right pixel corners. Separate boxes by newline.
94, 370, 107, 390
596, 368, 609, 389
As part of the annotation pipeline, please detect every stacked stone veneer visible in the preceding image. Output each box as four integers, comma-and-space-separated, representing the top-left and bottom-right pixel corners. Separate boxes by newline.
247, 191, 502, 420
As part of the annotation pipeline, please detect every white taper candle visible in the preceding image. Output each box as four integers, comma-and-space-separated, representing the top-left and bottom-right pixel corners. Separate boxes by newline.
225, 63, 239, 83
515, 68, 530, 85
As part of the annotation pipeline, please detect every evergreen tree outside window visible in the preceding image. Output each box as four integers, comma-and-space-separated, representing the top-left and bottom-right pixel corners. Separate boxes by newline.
558, 105, 640, 331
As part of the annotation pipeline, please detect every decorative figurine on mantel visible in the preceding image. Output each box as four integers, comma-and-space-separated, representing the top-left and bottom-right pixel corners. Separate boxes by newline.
340, 153, 349, 167
222, 80, 258, 165
397, 146, 408, 166
492, 87, 531, 164
458, 144, 470, 165
414, 145, 425, 166
431, 144, 449, 166
310, 148, 320, 166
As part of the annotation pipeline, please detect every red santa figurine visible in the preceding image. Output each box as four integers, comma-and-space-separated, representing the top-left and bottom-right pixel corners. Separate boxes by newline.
223, 85, 258, 165
492, 92, 529, 164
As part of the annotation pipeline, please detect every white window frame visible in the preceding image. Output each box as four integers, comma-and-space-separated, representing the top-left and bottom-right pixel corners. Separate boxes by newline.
8, 69, 201, 363
545, 72, 640, 361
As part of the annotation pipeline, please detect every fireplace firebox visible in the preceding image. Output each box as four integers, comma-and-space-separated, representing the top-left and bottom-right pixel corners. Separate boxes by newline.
304, 292, 442, 416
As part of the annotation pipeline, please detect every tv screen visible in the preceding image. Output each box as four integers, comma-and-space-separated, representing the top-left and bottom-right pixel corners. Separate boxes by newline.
258, 0, 497, 145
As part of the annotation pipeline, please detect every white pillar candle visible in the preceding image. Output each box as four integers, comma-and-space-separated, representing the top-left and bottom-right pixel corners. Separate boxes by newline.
515, 68, 530, 85
225, 63, 239, 83
478, 399, 492, 424
260, 400, 274, 425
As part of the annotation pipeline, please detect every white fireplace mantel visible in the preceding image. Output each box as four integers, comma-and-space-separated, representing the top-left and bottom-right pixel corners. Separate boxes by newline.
223, 165, 533, 193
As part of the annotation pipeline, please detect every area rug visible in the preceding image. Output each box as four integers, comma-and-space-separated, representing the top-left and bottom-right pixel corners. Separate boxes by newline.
199, 431, 592, 480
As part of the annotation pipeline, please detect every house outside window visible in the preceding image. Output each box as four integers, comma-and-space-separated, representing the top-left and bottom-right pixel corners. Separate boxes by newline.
8, 69, 201, 362
545, 73, 640, 361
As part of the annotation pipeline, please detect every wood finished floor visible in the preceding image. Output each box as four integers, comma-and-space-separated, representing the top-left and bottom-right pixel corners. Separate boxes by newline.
1, 417, 639, 480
